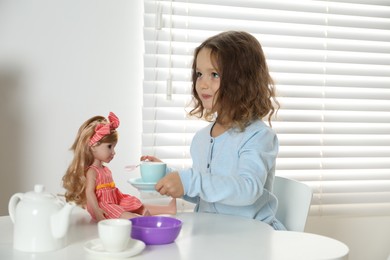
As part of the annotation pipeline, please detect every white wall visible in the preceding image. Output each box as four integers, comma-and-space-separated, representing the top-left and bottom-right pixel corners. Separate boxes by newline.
1, 1, 390, 260
0, 0, 143, 213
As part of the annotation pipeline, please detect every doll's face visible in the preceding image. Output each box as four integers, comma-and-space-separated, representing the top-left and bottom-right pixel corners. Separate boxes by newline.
195, 48, 221, 111
91, 142, 117, 164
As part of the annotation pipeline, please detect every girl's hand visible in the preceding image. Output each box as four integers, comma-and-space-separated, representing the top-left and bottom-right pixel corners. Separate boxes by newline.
140, 155, 163, 162
155, 172, 184, 198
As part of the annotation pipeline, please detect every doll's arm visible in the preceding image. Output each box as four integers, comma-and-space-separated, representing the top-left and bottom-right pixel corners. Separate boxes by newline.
86, 168, 106, 221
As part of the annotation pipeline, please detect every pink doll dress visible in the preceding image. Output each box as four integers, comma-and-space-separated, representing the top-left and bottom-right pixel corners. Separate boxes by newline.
86, 165, 143, 220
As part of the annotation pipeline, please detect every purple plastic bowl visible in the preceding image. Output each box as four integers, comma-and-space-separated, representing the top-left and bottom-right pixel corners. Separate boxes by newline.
130, 216, 182, 245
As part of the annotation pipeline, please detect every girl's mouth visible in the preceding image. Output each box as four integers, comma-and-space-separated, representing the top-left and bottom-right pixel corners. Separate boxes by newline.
202, 94, 212, 100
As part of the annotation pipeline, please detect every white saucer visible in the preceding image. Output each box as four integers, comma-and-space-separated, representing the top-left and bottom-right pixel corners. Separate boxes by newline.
84, 238, 145, 258
128, 178, 157, 191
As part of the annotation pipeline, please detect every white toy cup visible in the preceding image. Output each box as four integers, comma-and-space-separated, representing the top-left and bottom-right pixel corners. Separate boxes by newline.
98, 219, 131, 252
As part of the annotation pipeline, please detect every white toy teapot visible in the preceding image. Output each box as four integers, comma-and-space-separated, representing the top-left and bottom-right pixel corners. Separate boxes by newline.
8, 184, 75, 252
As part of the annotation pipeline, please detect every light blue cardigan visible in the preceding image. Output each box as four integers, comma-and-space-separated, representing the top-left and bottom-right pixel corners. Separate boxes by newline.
177, 120, 284, 229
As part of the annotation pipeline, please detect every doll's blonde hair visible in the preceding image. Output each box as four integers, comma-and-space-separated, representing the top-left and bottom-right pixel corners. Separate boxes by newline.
62, 115, 118, 206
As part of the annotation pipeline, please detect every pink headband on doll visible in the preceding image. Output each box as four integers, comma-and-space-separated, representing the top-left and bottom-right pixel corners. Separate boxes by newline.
88, 112, 120, 146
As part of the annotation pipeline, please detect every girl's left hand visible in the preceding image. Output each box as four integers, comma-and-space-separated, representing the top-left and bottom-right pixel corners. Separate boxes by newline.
155, 172, 184, 198
140, 155, 162, 162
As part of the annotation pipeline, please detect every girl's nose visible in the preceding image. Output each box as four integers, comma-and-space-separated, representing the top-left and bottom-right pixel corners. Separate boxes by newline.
198, 77, 209, 89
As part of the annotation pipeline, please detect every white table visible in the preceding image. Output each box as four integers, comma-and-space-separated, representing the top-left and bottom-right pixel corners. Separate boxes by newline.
0, 208, 349, 260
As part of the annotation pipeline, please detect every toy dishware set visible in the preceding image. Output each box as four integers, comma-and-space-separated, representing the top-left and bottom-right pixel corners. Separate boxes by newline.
8, 181, 181, 258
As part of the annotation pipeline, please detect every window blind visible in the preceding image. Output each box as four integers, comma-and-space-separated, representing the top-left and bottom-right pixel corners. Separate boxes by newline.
142, 0, 390, 217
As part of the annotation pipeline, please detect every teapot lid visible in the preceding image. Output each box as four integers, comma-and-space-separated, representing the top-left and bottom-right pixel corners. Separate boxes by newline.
24, 184, 57, 201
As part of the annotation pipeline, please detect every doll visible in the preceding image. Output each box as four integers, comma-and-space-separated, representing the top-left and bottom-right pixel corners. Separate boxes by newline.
62, 112, 176, 221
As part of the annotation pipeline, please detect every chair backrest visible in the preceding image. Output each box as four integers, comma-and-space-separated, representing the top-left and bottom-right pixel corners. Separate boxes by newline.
273, 176, 313, 232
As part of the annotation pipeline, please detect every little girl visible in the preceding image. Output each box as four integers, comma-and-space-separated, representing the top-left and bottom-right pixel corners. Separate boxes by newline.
62, 112, 176, 221
142, 31, 286, 230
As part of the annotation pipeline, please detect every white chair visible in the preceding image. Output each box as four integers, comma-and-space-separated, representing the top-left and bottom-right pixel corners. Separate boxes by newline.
273, 176, 313, 232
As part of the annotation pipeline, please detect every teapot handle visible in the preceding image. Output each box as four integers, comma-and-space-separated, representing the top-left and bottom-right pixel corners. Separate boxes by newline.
8, 193, 23, 223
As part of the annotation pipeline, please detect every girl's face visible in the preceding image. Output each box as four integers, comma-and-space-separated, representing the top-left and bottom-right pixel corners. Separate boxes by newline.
195, 48, 221, 110
91, 142, 117, 164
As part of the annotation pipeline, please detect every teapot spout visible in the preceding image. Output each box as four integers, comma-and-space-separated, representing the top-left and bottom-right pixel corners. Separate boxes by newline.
51, 202, 76, 239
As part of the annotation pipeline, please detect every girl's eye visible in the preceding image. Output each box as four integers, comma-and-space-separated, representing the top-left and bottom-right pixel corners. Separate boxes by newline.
212, 72, 220, 79
196, 72, 202, 78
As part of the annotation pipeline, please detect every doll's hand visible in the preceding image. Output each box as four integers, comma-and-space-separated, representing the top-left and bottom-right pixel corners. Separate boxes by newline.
95, 208, 107, 221
140, 155, 163, 162
155, 172, 184, 198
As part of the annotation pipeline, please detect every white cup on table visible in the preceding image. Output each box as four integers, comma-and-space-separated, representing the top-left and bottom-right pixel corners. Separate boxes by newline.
98, 219, 131, 252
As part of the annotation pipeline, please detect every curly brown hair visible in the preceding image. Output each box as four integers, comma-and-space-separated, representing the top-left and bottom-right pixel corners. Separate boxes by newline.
189, 31, 278, 130
62, 115, 118, 206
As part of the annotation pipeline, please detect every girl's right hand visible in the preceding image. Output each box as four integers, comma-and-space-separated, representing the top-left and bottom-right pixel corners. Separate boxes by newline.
140, 155, 163, 162
155, 171, 184, 198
